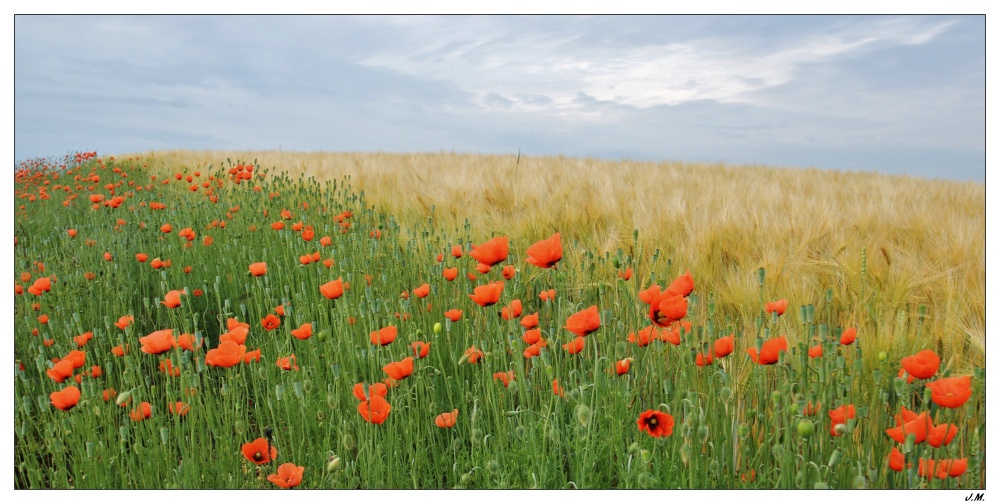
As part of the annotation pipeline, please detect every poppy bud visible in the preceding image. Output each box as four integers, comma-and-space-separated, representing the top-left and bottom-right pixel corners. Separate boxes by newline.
575, 404, 592, 427
738, 423, 750, 438
771, 444, 784, 460
326, 455, 342, 473
877, 351, 887, 362
486, 460, 500, 473
460, 472, 473, 484
853, 475, 867, 489
679, 444, 692, 465
627, 442, 640, 456
115, 390, 132, 406
828, 448, 842, 467
342, 434, 356, 452
640, 449, 652, 464
433, 322, 442, 334
797, 420, 815, 437
697, 425, 710, 443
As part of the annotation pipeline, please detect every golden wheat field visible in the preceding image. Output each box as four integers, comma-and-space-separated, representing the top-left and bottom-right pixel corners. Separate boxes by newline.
137, 150, 985, 371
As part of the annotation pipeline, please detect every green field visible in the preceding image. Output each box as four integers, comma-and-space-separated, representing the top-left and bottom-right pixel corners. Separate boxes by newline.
13, 151, 984, 489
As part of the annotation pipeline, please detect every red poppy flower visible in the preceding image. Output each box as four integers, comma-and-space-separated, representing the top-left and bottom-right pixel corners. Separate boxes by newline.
665, 270, 694, 297
205, 340, 247, 368
160, 358, 181, 376
840, 327, 857, 345
47, 359, 75, 382
115, 315, 133, 330
637, 409, 674, 437
927, 421, 959, 448
464, 346, 484, 364
651, 294, 687, 327
221, 325, 249, 345
136, 253, 149, 263
539, 289, 556, 301
695, 352, 714, 366
803, 401, 822, 416
615, 358, 631, 375
522, 328, 542, 345
442, 268, 458, 281
37, 314, 49, 324
177, 333, 194, 352
443, 309, 463, 322
475, 262, 492, 274
552, 378, 565, 397
713, 335, 735, 358
413, 284, 430, 298
469, 281, 504, 307
889, 447, 906, 472
317, 278, 345, 300
562, 336, 586, 354
410, 341, 431, 359
67, 228, 77, 238
162, 290, 183, 309
502, 265, 516, 280
520, 312, 539, 329
74, 331, 94, 347
764, 299, 788, 316
451, 245, 463, 258
900, 349, 940, 380
925, 375, 972, 409
290, 323, 313, 340
885, 409, 931, 444
383, 357, 413, 380
274, 304, 286, 317
111, 344, 129, 357
140, 329, 176, 355
169, 401, 191, 416
469, 236, 509, 267
808, 344, 823, 358
500, 299, 523, 320
130, 402, 153, 421
523, 340, 547, 358
525, 232, 562, 269
628, 325, 665, 347
493, 370, 515, 387
747, 336, 788, 365
828, 404, 856, 436
267, 462, 306, 488
618, 268, 633, 281
242, 348, 262, 364
370, 326, 397, 346
50, 385, 81, 411
352, 382, 389, 401
276, 354, 299, 371
261, 314, 281, 331
248, 262, 267, 277
565, 305, 600, 338
358, 395, 391, 424
160, 223, 173, 234
435, 409, 459, 428
241, 437, 278, 465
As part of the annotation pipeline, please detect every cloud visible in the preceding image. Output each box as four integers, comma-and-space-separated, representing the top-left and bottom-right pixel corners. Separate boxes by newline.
356, 16, 962, 115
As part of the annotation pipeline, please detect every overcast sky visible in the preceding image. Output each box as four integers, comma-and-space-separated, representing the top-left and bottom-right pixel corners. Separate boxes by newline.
13, 15, 985, 181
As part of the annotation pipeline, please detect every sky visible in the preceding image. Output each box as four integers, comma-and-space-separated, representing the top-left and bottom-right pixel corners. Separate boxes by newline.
12, 14, 986, 181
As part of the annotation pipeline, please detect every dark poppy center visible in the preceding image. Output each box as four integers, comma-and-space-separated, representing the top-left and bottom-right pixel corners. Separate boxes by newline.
648, 417, 658, 426
254, 451, 263, 461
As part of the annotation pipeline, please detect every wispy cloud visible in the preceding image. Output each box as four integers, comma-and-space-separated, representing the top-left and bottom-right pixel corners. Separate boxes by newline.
358, 16, 960, 116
